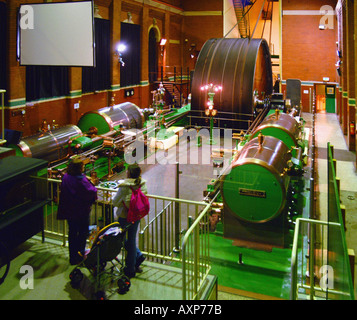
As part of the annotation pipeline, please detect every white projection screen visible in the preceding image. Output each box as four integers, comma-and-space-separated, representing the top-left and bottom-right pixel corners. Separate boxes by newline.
19, 1, 95, 67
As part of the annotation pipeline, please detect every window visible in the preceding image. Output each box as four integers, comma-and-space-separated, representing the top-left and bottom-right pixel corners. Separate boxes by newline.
82, 18, 111, 93
26, 66, 69, 101
120, 22, 141, 87
148, 28, 158, 83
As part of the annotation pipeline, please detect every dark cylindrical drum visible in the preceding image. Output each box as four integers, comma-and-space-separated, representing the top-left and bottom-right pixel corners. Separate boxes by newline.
14, 125, 82, 162
77, 102, 144, 135
191, 38, 272, 115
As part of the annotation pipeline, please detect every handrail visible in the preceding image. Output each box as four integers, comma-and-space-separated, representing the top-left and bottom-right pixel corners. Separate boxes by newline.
141, 201, 172, 233
290, 140, 355, 300
45, 177, 213, 299
290, 218, 340, 300
137, 192, 213, 299
327, 142, 355, 300
181, 201, 212, 300
48, 178, 208, 206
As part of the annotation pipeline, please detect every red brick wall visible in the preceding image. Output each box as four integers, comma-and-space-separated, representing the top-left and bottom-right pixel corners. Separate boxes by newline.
182, 0, 222, 11
3, 0, 225, 137
182, 0, 223, 72
3, 0, 186, 137
283, 0, 337, 10
282, 0, 338, 83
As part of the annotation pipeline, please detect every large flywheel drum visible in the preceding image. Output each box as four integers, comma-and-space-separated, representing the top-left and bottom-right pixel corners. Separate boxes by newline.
191, 38, 273, 115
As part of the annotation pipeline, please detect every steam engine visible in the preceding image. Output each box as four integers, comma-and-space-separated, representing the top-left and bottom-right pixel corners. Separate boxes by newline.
9, 102, 150, 181
8, 36, 310, 249
219, 107, 308, 247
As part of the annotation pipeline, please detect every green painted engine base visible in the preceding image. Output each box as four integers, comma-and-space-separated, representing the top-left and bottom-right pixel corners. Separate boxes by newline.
207, 176, 310, 299
208, 231, 293, 299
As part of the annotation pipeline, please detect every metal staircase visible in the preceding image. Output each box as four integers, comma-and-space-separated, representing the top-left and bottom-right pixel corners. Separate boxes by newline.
233, 0, 252, 38
154, 80, 190, 108
161, 82, 182, 107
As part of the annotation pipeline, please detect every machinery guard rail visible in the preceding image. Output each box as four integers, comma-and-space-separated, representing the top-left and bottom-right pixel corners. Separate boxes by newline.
290, 141, 355, 300
290, 218, 341, 300
181, 201, 212, 300
45, 178, 212, 300
137, 193, 212, 300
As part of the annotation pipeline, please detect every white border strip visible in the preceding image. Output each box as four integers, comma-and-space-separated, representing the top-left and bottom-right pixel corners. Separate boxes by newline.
283, 10, 335, 16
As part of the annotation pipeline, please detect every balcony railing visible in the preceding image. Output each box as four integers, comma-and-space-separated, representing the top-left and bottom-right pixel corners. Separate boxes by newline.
290, 143, 355, 300
44, 178, 212, 300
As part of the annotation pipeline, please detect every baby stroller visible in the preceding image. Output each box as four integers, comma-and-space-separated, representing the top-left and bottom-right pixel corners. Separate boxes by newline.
69, 222, 131, 300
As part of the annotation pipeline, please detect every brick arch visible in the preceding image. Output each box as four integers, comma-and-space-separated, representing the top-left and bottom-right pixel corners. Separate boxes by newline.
148, 26, 160, 83
148, 24, 161, 42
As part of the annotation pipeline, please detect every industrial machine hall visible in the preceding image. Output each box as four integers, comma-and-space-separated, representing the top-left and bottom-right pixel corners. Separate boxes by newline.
0, 0, 357, 305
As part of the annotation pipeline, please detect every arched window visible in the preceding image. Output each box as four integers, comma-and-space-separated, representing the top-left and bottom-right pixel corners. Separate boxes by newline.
148, 28, 158, 83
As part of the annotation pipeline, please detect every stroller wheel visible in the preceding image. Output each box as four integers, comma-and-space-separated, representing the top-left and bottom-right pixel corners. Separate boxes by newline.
94, 290, 106, 300
123, 275, 131, 289
69, 269, 83, 288
117, 275, 130, 294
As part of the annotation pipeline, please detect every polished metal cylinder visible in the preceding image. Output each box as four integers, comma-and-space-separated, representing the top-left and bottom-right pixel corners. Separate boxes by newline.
77, 102, 144, 135
16, 125, 81, 162
250, 112, 300, 149
221, 135, 291, 223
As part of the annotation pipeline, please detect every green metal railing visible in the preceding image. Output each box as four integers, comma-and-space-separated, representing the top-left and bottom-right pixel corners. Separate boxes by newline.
44, 178, 212, 300
181, 202, 211, 300
290, 143, 355, 300
326, 143, 355, 300
137, 194, 212, 300
291, 218, 341, 300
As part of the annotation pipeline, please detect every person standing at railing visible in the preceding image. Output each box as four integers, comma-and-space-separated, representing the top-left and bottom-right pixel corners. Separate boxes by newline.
57, 157, 98, 265
113, 164, 148, 278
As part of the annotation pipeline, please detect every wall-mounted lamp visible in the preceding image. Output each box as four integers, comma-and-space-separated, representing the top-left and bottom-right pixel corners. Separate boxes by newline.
160, 38, 167, 56
335, 60, 342, 76
115, 43, 126, 66
189, 43, 197, 59
319, 24, 326, 30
